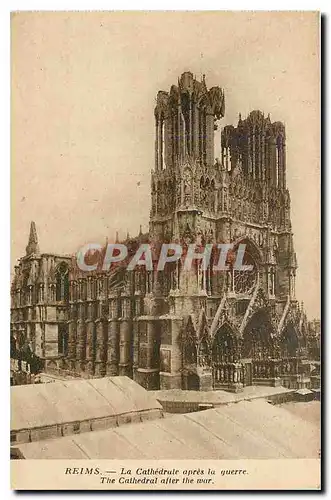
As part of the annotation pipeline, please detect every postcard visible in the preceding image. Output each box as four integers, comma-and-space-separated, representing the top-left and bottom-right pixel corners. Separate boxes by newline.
10, 11, 321, 490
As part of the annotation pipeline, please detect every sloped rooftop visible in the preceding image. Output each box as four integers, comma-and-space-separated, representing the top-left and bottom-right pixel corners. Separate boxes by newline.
15, 400, 320, 459
151, 385, 293, 405
11, 376, 162, 431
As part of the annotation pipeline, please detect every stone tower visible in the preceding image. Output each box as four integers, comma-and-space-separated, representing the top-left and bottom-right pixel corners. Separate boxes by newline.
150, 72, 225, 291
11, 222, 71, 372
145, 72, 304, 392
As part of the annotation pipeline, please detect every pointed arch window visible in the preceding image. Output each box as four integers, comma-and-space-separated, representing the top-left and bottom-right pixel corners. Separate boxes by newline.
55, 263, 69, 303
181, 93, 190, 154
161, 118, 166, 170
38, 284, 44, 303
199, 107, 207, 163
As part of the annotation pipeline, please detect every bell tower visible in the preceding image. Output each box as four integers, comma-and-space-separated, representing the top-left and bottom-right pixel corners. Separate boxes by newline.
150, 71, 225, 243
146, 73, 226, 390
154, 72, 225, 172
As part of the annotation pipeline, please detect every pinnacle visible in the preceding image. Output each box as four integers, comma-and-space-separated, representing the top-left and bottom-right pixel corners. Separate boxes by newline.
25, 221, 40, 256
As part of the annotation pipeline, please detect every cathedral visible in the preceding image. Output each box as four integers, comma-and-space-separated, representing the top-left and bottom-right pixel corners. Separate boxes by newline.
11, 71, 319, 392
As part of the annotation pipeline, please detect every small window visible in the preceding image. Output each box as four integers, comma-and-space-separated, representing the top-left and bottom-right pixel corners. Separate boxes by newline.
73, 423, 80, 433
10, 432, 17, 443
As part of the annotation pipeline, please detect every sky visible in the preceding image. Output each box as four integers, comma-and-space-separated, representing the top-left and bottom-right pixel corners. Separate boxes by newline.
11, 11, 320, 318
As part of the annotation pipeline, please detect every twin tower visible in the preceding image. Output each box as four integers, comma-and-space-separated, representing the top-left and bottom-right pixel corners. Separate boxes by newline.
153, 71, 286, 178
150, 71, 290, 258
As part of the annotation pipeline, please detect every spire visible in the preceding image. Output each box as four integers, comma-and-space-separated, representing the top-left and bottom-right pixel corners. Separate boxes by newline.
139, 225, 143, 236
115, 231, 119, 243
26, 221, 40, 256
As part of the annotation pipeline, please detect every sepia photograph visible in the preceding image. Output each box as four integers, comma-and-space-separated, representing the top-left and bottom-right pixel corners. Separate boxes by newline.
10, 10, 320, 490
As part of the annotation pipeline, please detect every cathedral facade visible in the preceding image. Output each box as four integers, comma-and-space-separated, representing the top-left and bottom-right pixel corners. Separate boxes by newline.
11, 72, 318, 392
